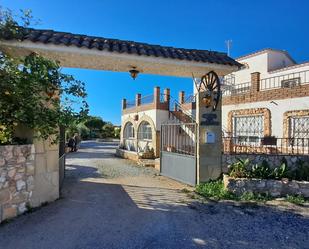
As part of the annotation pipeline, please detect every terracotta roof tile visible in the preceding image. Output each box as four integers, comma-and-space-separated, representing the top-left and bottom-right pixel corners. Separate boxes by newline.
2, 27, 242, 67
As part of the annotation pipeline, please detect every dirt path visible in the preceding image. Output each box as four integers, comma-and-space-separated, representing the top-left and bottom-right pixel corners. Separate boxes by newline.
0, 141, 308, 249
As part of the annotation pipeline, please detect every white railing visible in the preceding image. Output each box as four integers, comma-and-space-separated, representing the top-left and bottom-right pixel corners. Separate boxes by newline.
260, 70, 309, 90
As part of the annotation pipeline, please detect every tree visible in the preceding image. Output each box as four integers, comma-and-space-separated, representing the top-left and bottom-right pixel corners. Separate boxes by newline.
101, 122, 115, 138
84, 116, 105, 138
0, 8, 89, 144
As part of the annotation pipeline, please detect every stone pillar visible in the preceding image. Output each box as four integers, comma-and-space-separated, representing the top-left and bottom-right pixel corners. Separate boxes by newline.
122, 98, 127, 110
30, 137, 59, 207
13, 126, 60, 207
154, 86, 160, 107
196, 91, 222, 183
163, 88, 170, 103
251, 72, 260, 92
179, 91, 185, 104
135, 93, 141, 106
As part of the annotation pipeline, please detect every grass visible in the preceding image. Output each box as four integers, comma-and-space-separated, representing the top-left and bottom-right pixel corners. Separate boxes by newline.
195, 181, 235, 201
196, 180, 308, 205
286, 195, 306, 205
196, 180, 272, 202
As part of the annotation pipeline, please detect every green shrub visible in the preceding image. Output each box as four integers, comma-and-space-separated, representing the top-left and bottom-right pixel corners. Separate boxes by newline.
228, 157, 309, 181
228, 158, 250, 178
196, 181, 235, 200
288, 159, 309, 182
0, 9, 89, 144
271, 161, 289, 179
250, 160, 272, 179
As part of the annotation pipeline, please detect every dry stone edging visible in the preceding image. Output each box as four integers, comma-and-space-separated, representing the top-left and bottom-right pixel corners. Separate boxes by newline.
223, 174, 309, 198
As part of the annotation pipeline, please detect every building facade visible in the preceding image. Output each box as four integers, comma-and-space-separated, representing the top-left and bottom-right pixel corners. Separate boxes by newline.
222, 49, 309, 153
118, 48, 309, 163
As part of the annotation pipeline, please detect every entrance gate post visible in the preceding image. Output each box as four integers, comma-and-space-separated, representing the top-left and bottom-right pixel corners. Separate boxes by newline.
196, 87, 222, 184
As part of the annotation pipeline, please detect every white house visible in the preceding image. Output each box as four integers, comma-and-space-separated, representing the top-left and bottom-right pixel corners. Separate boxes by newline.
118, 48, 309, 162
222, 49, 309, 151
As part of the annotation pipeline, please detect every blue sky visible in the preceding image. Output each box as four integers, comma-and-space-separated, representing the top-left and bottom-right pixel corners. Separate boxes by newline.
2, 0, 309, 125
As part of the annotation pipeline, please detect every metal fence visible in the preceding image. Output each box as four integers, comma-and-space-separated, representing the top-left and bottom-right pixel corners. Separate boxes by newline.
223, 137, 309, 155
183, 94, 196, 103
126, 99, 136, 109
161, 123, 196, 156
260, 70, 309, 90
140, 94, 154, 105
222, 81, 251, 96
59, 154, 66, 189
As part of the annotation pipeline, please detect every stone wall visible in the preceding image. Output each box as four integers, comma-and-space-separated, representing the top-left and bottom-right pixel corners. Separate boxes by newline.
0, 145, 35, 222
223, 174, 309, 197
222, 154, 309, 173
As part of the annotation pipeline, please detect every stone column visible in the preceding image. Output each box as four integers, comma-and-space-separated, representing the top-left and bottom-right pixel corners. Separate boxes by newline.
135, 93, 141, 106
163, 88, 170, 103
154, 86, 160, 108
196, 91, 222, 183
30, 137, 59, 207
13, 126, 60, 207
122, 98, 127, 110
178, 91, 185, 104
251, 72, 260, 92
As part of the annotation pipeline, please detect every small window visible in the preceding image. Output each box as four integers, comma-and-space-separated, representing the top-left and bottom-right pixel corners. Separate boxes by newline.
288, 116, 309, 147
289, 116, 309, 139
233, 115, 264, 145
138, 121, 152, 140
124, 122, 134, 139
281, 77, 300, 88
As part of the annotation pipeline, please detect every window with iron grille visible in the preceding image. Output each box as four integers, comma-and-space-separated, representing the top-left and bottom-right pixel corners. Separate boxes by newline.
281, 77, 300, 88
233, 115, 264, 144
289, 116, 309, 146
124, 122, 134, 139
138, 121, 152, 140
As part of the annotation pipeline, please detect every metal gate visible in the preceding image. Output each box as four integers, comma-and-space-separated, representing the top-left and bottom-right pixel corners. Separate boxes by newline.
59, 126, 66, 189
160, 123, 197, 185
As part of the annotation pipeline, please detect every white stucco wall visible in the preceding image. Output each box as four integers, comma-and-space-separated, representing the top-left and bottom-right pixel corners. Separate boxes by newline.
267, 50, 295, 72
234, 52, 268, 83
222, 96, 309, 137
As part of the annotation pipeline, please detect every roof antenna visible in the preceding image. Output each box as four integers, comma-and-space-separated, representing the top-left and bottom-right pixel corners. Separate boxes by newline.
225, 40, 232, 56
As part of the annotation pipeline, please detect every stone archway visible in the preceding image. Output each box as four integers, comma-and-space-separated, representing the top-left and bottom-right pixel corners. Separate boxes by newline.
0, 26, 240, 202
136, 115, 158, 157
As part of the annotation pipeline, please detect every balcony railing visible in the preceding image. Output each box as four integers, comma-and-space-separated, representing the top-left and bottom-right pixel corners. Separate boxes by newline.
123, 87, 170, 111
223, 137, 309, 155
222, 81, 251, 96
183, 94, 196, 103
260, 70, 309, 90
140, 94, 154, 105
125, 100, 136, 109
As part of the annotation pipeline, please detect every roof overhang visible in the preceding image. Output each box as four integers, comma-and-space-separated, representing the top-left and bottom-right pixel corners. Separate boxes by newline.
0, 40, 239, 78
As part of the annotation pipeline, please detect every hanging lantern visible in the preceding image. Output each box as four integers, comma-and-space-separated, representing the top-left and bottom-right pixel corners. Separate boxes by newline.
129, 67, 139, 80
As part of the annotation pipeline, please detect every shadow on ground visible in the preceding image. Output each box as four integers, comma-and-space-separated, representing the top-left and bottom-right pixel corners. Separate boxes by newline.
0, 178, 308, 249
1, 141, 308, 249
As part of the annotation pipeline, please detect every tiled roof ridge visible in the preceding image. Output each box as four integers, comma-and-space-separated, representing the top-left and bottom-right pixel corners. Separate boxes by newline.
1, 26, 242, 67
19, 27, 226, 55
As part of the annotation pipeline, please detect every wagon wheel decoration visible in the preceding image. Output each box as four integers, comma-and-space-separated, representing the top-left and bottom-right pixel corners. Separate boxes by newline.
195, 71, 221, 111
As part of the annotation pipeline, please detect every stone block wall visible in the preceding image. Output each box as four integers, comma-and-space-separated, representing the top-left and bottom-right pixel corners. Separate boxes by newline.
222, 154, 309, 173
223, 174, 309, 197
0, 145, 35, 222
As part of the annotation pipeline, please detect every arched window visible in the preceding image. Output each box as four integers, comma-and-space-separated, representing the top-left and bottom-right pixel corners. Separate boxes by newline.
124, 122, 134, 139
138, 121, 152, 140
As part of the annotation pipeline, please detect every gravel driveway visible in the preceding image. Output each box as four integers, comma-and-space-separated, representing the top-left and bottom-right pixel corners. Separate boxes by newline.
0, 141, 308, 249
